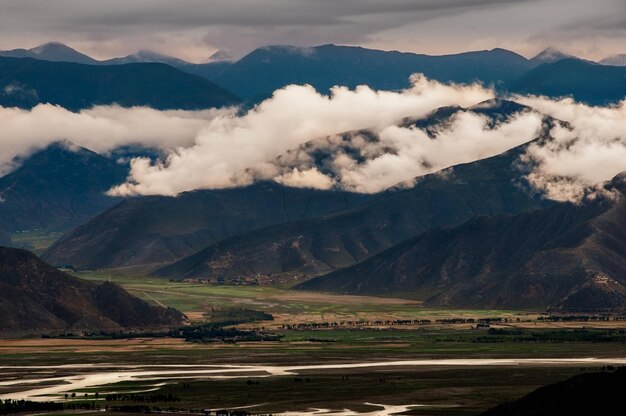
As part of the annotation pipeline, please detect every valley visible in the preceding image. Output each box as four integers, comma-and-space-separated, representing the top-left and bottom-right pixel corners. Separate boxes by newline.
0, 13, 626, 413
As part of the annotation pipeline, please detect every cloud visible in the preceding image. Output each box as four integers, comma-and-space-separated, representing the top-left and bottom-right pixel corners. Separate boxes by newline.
274, 168, 334, 190
330, 110, 544, 193
0, 104, 228, 175
0, 0, 550, 60
515, 95, 626, 202
1, 77, 624, 204
109, 75, 493, 196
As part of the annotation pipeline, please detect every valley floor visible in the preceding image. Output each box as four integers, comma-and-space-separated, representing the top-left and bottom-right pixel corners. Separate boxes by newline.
3, 272, 626, 415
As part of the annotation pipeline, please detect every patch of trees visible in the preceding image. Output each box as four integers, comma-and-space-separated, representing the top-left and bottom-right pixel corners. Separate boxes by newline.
476, 329, 626, 343
0, 399, 63, 414
44, 322, 282, 343
281, 316, 516, 330
206, 308, 274, 326
178, 324, 282, 343
105, 393, 181, 402
538, 315, 621, 322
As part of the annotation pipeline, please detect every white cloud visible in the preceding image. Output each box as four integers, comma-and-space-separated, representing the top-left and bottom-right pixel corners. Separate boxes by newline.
110, 75, 493, 196
2, 78, 624, 203
0, 104, 229, 175
274, 167, 334, 190
515, 96, 626, 202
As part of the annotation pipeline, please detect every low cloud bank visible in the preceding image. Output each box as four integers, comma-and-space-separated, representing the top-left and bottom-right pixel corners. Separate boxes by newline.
109, 75, 493, 196
0, 105, 228, 175
1, 76, 625, 203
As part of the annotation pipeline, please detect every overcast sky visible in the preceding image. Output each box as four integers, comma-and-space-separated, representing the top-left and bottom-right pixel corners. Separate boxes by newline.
0, 0, 624, 62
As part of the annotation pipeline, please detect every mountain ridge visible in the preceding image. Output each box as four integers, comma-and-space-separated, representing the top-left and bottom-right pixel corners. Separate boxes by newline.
298, 176, 626, 311
0, 246, 187, 336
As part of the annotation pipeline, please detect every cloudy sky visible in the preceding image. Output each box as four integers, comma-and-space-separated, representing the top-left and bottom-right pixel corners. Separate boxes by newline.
0, 0, 624, 61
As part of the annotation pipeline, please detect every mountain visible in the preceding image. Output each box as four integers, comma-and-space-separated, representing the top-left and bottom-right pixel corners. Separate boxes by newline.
154, 106, 552, 282
46, 101, 547, 272
215, 44, 533, 101
299, 177, 626, 311
529, 47, 577, 66
42, 183, 371, 269
0, 143, 127, 232
102, 51, 233, 81
105, 49, 192, 67
0, 42, 98, 65
0, 247, 187, 336
0, 42, 234, 81
600, 54, 626, 66
480, 368, 626, 416
208, 49, 234, 62
0, 56, 239, 110
508, 58, 626, 105
28, 42, 99, 64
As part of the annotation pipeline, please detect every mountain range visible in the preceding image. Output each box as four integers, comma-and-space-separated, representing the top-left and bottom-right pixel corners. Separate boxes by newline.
3, 42, 626, 107
1, 41, 626, 314
43, 100, 549, 273
299, 176, 626, 312
42, 183, 371, 269
0, 56, 239, 110
0, 246, 187, 335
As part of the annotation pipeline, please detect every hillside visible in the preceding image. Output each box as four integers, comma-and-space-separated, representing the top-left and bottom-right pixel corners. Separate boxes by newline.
154, 139, 550, 281
0, 247, 187, 335
508, 59, 626, 105
46, 101, 547, 272
0, 57, 239, 110
299, 177, 626, 311
480, 368, 626, 416
42, 183, 371, 269
215, 44, 533, 101
0, 143, 127, 232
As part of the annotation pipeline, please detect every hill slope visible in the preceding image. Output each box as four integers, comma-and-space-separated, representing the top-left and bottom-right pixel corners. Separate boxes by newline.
42, 183, 371, 269
0, 247, 187, 335
154, 139, 550, 281
0, 57, 239, 110
508, 59, 626, 105
299, 177, 626, 311
0, 143, 127, 232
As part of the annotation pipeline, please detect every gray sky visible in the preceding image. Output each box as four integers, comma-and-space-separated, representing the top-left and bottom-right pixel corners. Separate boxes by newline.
0, 0, 624, 62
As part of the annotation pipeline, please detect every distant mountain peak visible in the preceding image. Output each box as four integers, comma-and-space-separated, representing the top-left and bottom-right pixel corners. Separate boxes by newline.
30, 41, 70, 53
208, 49, 234, 62
600, 54, 626, 66
28, 42, 98, 64
530, 47, 575, 65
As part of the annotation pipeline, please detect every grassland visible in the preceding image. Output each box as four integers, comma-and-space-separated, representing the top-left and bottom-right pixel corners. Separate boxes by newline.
73, 270, 534, 327
9, 229, 63, 254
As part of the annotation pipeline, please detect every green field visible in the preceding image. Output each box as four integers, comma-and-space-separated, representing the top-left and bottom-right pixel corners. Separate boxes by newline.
73, 271, 533, 327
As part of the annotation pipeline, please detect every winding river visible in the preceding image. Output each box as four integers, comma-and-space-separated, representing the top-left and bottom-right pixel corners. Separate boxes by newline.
2, 358, 625, 414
